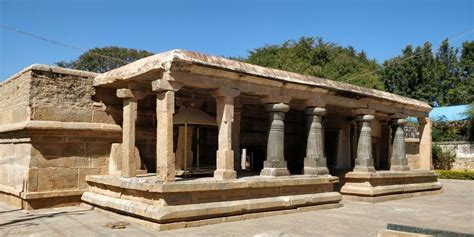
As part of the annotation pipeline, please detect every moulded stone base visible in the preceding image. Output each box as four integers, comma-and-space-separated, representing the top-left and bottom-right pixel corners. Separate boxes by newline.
260, 167, 290, 176
81, 174, 341, 230
213, 169, 237, 180
304, 167, 330, 175
0, 191, 82, 210
340, 170, 442, 203
343, 189, 443, 203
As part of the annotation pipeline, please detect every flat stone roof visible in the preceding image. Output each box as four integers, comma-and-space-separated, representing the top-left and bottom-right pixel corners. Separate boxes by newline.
1, 64, 97, 85
94, 49, 431, 112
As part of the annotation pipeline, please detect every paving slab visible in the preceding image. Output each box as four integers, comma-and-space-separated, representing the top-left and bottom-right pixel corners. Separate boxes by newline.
0, 179, 473, 237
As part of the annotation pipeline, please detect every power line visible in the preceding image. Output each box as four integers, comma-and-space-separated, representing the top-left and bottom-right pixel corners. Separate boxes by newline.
345, 28, 474, 82
0, 23, 130, 64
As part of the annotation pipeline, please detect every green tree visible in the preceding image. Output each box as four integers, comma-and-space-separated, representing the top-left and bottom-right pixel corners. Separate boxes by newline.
380, 39, 473, 106
244, 37, 384, 89
57, 46, 153, 73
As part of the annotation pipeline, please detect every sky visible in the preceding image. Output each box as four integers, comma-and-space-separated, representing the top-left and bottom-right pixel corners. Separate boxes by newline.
0, 0, 473, 80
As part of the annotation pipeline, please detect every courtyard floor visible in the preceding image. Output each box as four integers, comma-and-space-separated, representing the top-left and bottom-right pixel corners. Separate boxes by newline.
0, 179, 473, 237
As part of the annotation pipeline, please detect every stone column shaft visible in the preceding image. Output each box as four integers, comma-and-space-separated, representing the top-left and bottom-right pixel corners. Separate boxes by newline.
354, 114, 376, 172
117, 88, 145, 178
213, 88, 239, 180
304, 107, 329, 175
418, 117, 432, 170
121, 98, 138, 177
390, 118, 409, 171
260, 103, 290, 176
156, 90, 176, 181
152, 75, 183, 182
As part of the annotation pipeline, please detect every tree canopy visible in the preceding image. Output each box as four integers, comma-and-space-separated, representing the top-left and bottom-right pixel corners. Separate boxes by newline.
243, 37, 384, 90
380, 39, 473, 106
56, 38, 473, 107
56, 46, 153, 73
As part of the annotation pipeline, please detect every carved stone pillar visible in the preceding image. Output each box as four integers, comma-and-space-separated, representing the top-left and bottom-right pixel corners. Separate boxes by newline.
354, 114, 376, 172
152, 74, 183, 182
418, 117, 432, 170
390, 117, 410, 171
303, 107, 329, 175
213, 88, 240, 180
260, 103, 290, 177
117, 88, 146, 178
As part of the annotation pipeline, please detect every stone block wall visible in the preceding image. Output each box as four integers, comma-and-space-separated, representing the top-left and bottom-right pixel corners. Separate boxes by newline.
0, 70, 31, 125
0, 65, 127, 209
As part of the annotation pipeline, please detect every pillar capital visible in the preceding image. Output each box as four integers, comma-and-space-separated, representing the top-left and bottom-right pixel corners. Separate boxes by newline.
265, 103, 290, 113
116, 88, 147, 100
305, 107, 326, 116
355, 114, 375, 122
261, 95, 291, 104
417, 116, 430, 125
151, 72, 183, 92
390, 118, 407, 126
212, 87, 240, 98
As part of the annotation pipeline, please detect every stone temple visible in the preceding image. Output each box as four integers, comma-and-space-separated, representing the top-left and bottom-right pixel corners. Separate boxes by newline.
0, 49, 441, 230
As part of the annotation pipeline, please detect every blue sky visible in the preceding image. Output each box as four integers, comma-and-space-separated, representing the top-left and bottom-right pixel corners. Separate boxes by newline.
1, 0, 472, 80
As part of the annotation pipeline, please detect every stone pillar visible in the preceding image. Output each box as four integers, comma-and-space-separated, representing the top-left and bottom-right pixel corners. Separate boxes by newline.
152, 75, 183, 182
213, 88, 240, 180
260, 103, 291, 176
232, 101, 242, 171
303, 107, 329, 175
116, 88, 146, 178
418, 117, 432, 170
354, 113, 376, 172
390, 117, 410, 171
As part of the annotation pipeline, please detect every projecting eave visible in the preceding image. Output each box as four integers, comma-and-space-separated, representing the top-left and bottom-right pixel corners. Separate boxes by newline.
93, 49, 432, 114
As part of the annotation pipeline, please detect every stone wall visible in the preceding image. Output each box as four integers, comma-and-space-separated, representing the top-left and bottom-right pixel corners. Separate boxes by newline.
0, 70, 31, 125
0, 65, 126, 209
435, 142, 474, 170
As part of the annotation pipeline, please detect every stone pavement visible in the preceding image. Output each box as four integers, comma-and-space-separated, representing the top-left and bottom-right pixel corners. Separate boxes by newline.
0, 179, 473, 237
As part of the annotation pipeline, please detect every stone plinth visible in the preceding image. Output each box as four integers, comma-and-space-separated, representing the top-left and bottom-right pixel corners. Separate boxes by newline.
340, 171, 442, 203
82, 175, 342, 231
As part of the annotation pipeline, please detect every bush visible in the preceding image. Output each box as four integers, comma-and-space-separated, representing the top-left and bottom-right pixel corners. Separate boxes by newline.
435, 170, 474, 180
432, 144, 456, 170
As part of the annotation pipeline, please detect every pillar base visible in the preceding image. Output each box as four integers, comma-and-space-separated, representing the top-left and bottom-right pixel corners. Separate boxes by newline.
214, 169, 237, 180
390, 165, 410, 171
260, 168, 290, 177
353, 165, 376, 172
304, 167, 330, 176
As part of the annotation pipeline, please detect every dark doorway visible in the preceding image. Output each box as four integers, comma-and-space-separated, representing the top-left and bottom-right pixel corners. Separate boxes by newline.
324, 129, 339, 175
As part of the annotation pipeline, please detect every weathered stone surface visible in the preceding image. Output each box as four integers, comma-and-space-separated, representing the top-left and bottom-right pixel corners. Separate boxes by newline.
261, 103, 290, 177
354, 114, 376, 172
304, 107, 329, 175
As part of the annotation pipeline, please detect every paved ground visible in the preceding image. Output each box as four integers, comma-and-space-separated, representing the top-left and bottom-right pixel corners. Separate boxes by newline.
0, 179, 473, 237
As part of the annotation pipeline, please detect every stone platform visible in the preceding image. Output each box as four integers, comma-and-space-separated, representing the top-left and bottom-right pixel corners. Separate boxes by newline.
82, 174, 342, 230
340, 171, 442, 203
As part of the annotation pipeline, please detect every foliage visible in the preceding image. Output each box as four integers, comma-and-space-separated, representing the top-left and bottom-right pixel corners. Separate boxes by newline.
431, 116, 466, 142
380, 39, 474, 106
57, 46, 153, 73
435, 170, 474, 180
432, 144, 456, 170
243, 37, 385, 89
464, 104, 474, 141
